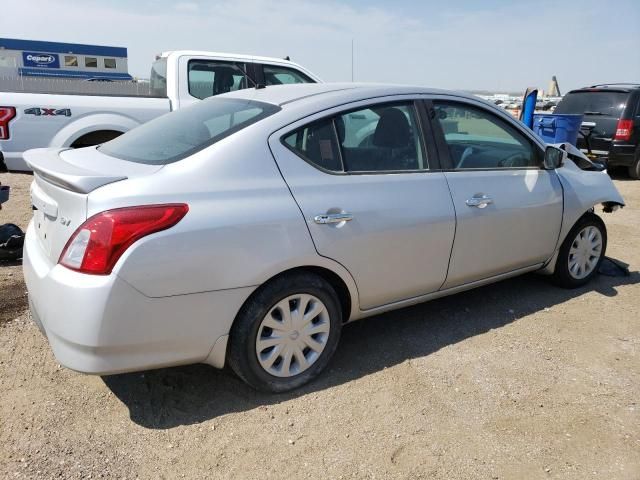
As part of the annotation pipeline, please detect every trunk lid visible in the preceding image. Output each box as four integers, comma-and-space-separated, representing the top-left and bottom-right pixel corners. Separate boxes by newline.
25, 147, 162, 263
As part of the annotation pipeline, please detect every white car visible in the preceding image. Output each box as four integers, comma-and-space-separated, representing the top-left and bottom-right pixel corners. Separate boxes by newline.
23, 83, 624, 392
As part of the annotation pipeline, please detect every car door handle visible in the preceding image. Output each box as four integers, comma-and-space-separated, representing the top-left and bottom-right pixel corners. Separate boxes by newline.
314, 213, 353, 224
465, 195, 493, 208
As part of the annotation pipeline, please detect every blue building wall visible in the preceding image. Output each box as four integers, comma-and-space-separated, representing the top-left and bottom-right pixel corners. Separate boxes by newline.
0, 38, 132, 80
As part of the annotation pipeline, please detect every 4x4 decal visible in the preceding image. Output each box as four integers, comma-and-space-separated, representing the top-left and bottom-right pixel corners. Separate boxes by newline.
24, 108, 72, 117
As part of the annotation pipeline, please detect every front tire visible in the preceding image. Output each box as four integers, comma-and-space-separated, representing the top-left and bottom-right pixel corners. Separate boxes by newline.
228, 272, 342, 392
552, 212, 607, 288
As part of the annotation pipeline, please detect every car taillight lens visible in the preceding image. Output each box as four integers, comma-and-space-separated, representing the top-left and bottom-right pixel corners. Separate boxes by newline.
614, 119, 633, 141
0, 107, 16, 140
59, 204, 188, 275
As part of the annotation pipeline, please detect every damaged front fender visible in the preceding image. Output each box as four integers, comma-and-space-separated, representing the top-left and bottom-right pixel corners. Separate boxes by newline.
538, 144, 624, 275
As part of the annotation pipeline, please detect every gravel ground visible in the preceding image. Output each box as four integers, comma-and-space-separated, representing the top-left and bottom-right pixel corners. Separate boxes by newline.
0, 171, 638, 479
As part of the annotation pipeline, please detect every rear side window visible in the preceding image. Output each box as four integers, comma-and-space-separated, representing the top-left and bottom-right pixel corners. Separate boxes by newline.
284, 119, 343, 171
100, 98, 279, 165
264, 65, 314, 85
283, 102, 426, 173
554, 91, 629, 116
188, 60, 251, 100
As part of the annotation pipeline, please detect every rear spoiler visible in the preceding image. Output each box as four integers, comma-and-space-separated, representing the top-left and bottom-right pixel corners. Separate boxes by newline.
24, 148, 127, 194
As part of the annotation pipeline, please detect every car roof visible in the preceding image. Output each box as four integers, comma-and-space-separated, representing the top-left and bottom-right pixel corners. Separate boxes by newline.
160, 50, 308, 68
568, 84, 640, 94
219, 82, 463, 107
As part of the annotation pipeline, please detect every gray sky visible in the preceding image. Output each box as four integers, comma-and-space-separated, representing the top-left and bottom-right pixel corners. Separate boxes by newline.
4, 0, 640, 93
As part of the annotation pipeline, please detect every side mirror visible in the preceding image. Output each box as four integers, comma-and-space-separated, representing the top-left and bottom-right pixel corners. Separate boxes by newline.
543, 146, 564, 170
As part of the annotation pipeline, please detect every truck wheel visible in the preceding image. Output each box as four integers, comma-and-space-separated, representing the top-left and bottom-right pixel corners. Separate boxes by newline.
228, 272, 342, 392
628, 149, 640, 180
552, 212, 607, 288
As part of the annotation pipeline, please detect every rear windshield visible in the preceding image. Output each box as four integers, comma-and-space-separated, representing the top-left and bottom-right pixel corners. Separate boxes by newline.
150, 58, 167, 97
554, 91, 629, 116
99, 98, 280, 165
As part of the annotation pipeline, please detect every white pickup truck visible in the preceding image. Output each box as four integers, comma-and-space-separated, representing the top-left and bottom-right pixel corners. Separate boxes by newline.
0, 50, 320, 171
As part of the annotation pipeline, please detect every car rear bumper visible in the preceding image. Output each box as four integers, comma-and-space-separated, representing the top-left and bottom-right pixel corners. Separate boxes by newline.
23, 221, 253, 375
607, 144, 637, 167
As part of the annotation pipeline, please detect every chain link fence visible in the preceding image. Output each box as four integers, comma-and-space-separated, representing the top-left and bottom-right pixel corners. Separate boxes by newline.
0, 75, 158, 97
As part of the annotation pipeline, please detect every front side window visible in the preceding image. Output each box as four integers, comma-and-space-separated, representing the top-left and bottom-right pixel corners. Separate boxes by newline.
104, 58, 116, 69
85, 57, 97, 68
64, 56, 78, 67
188, 60, 251, 100
264, 65, 314, 85
433, 102, 539, 169
283, 102, 426, 173
100, 98, 279, 165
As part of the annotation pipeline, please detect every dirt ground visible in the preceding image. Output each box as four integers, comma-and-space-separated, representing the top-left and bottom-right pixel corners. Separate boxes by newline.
0, 170, 638, 480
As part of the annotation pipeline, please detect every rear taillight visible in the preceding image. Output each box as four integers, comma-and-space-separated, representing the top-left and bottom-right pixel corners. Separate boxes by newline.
59, 204, 188, 275
614, 119, 633, 141
0, 107, 16, 140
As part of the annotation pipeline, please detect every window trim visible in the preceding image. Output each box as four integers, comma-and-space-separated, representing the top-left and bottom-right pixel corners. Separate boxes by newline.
280, 100, 431, 176
186, 59, 249, 100
429, 98, 545, 172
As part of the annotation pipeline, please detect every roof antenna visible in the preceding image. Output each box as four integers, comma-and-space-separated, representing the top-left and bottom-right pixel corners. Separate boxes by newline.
351, 38, 354, 82
283, 55, 290, 61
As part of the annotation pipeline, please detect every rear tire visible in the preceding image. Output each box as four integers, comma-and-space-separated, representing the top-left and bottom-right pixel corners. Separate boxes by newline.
628, 149, 640, 180
552, 212, 607, 288
228, 272, 342, 392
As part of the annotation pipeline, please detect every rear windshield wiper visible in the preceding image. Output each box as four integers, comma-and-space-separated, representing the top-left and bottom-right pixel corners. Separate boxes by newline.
583, 111, 606, 115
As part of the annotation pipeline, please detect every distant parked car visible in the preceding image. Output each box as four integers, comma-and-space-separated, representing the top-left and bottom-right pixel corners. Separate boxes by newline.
554, 83, 640, 178
23, 84, 624, 392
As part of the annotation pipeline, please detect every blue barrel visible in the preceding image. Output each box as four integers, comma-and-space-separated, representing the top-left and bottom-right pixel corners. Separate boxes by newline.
532, 114, 583, 145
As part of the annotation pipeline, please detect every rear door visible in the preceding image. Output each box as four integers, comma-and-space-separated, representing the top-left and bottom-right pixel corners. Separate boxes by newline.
430, 98, 563, 288
554, 90, 630, 153
269, 98, 456, 310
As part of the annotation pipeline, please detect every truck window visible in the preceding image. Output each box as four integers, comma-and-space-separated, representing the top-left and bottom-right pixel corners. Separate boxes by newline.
150, 57, 168, 97
263, 65, 314, 85
188, 60, 251, 100
99, 98, 280, 165
65, 56, 78, 67
104, 58, 116, 69
85, 57, 98, 68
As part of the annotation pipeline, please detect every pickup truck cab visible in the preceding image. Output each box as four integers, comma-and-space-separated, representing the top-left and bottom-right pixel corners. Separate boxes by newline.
0, 50, 320, 171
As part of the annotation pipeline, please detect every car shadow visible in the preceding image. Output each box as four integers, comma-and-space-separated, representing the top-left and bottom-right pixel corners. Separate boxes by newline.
103, 266, 639, 429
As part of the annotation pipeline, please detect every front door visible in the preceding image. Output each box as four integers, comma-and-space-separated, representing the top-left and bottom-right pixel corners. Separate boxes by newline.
431, 99, 564, 288
270, 99, 456, 310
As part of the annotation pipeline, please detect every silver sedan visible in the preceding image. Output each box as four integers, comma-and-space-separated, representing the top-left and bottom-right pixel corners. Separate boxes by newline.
23, 84, 625, 392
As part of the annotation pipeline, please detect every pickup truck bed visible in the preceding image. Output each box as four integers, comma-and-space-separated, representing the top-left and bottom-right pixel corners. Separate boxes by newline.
0, 92, 169, 171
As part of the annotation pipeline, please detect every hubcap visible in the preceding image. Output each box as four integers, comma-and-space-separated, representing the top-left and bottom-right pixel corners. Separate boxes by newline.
568, 226, 603, 280
256, 294, 331, 377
